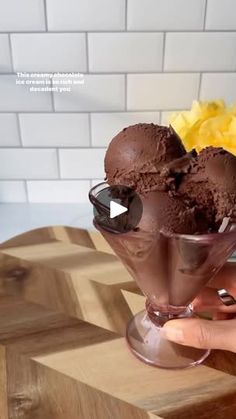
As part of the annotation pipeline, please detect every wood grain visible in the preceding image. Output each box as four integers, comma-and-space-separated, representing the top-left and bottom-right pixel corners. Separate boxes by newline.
0, 238, 136, 335
0, 226, 235, 419
0, 345, 8, 419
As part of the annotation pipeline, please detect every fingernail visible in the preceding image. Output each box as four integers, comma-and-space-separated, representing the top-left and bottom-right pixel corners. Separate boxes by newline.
162, 327, 184, 343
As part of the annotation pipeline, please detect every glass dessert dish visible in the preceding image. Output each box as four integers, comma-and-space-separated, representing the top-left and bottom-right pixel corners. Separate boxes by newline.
89, 182, 236, 369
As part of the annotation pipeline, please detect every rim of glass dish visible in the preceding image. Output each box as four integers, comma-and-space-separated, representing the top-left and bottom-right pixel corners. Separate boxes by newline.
89, 181, 236, 243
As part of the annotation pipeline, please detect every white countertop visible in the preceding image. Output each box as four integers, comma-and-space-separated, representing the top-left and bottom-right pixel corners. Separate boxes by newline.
0, 203, 93, 243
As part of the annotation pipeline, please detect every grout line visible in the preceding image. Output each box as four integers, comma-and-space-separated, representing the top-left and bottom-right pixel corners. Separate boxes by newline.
161, 32, 166, 72
50, 72, 55, 111
88, 113, 92, 146
198, 73, 203, 99
203, 0, 208, 30
0, 178, 103, 182
0, 146, 107, 150
1, 70, 235, 76
51, 78, 55, 111
1, 29, 236, 34
56, 148, 61, 178
24, 180, 30, 202
43, 0, 48, 31
0, 110, 55, 114
125, 0, 128, 30
124, 74, 127, 111
0, 201, 92, 205
7, 34, 14, 72
0, 107, 202, 115
0, 110, 166, 116
15, 113, 23, 146
197, 0, 205, 104
81, 70, 201, 74
85, 32, 89, 72
51, 92, 55, 111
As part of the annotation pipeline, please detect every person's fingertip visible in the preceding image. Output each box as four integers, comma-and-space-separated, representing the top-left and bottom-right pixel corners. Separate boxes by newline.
162, 318, 211, 349
161, 326, 184, 344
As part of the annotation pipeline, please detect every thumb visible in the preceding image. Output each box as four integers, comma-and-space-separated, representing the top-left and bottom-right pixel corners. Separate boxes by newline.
162, 318, 236, 353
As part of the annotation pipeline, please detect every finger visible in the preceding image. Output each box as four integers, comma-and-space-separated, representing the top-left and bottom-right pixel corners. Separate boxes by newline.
208, 262, 236, 291
162, 318, 236, 352
192, 287, 236, 313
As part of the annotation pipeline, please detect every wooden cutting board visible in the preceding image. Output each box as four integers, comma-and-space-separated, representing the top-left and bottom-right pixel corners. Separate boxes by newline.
0, 226, 236, 419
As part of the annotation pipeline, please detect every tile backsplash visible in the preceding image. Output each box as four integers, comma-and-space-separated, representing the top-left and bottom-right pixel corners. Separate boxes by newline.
0, 0, 235, 203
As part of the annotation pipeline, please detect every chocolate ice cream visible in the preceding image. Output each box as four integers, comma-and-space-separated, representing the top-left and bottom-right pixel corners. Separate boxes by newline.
105, 123, 186, 194
139, 191, 209, 235
105, 123, 216, 234
178, 147, 236, 229
104, 123, 236, 234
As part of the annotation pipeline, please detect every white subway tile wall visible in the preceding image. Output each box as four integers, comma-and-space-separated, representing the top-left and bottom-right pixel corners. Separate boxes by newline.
0, 0, 45, 32
0, 35, 12, 72
59, 149, 106, 179
53, 75, 125, 111
206, 0, 236, 30
0, 0, 235, 202
0, 181, 27, 202
11, 34, 87, 72
0, 75, 52, 112
0, 114, 20, 146
19, 114, 90, 147
127, 0, 206, 31
164, 32, 236, 71
161, 111, 178, 126
88, 33, 164, 72
200, 73, 236, 104
27, 180, 90, 203
0, 149, 58, 179
46, 0, 126, 31
127, 73, 200, 110
91, 112, 160, 147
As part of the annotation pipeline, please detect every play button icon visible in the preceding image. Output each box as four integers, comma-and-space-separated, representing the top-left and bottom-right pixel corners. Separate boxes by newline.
110, 200, 128, 218
89, 183, 143, 234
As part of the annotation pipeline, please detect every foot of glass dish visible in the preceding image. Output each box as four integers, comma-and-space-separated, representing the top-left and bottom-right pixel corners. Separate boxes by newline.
126, 310, 210, 369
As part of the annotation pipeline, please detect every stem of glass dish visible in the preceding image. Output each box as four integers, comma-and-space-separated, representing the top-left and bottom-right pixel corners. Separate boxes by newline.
146, 299, 193, 327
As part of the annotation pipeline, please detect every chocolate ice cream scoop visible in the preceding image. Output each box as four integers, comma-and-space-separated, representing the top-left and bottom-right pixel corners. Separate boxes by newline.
197, 147, 236, 222
105, 123, 186, 193
139, 191, 209, 235
178, 147, 236, 226
191, 147, 236, 190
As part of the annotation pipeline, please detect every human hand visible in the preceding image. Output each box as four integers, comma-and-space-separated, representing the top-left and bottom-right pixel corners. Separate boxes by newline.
162, 262, 236, 353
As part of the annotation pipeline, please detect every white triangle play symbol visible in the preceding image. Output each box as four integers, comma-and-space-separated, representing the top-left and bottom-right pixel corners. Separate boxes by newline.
110, 201, 128, 219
